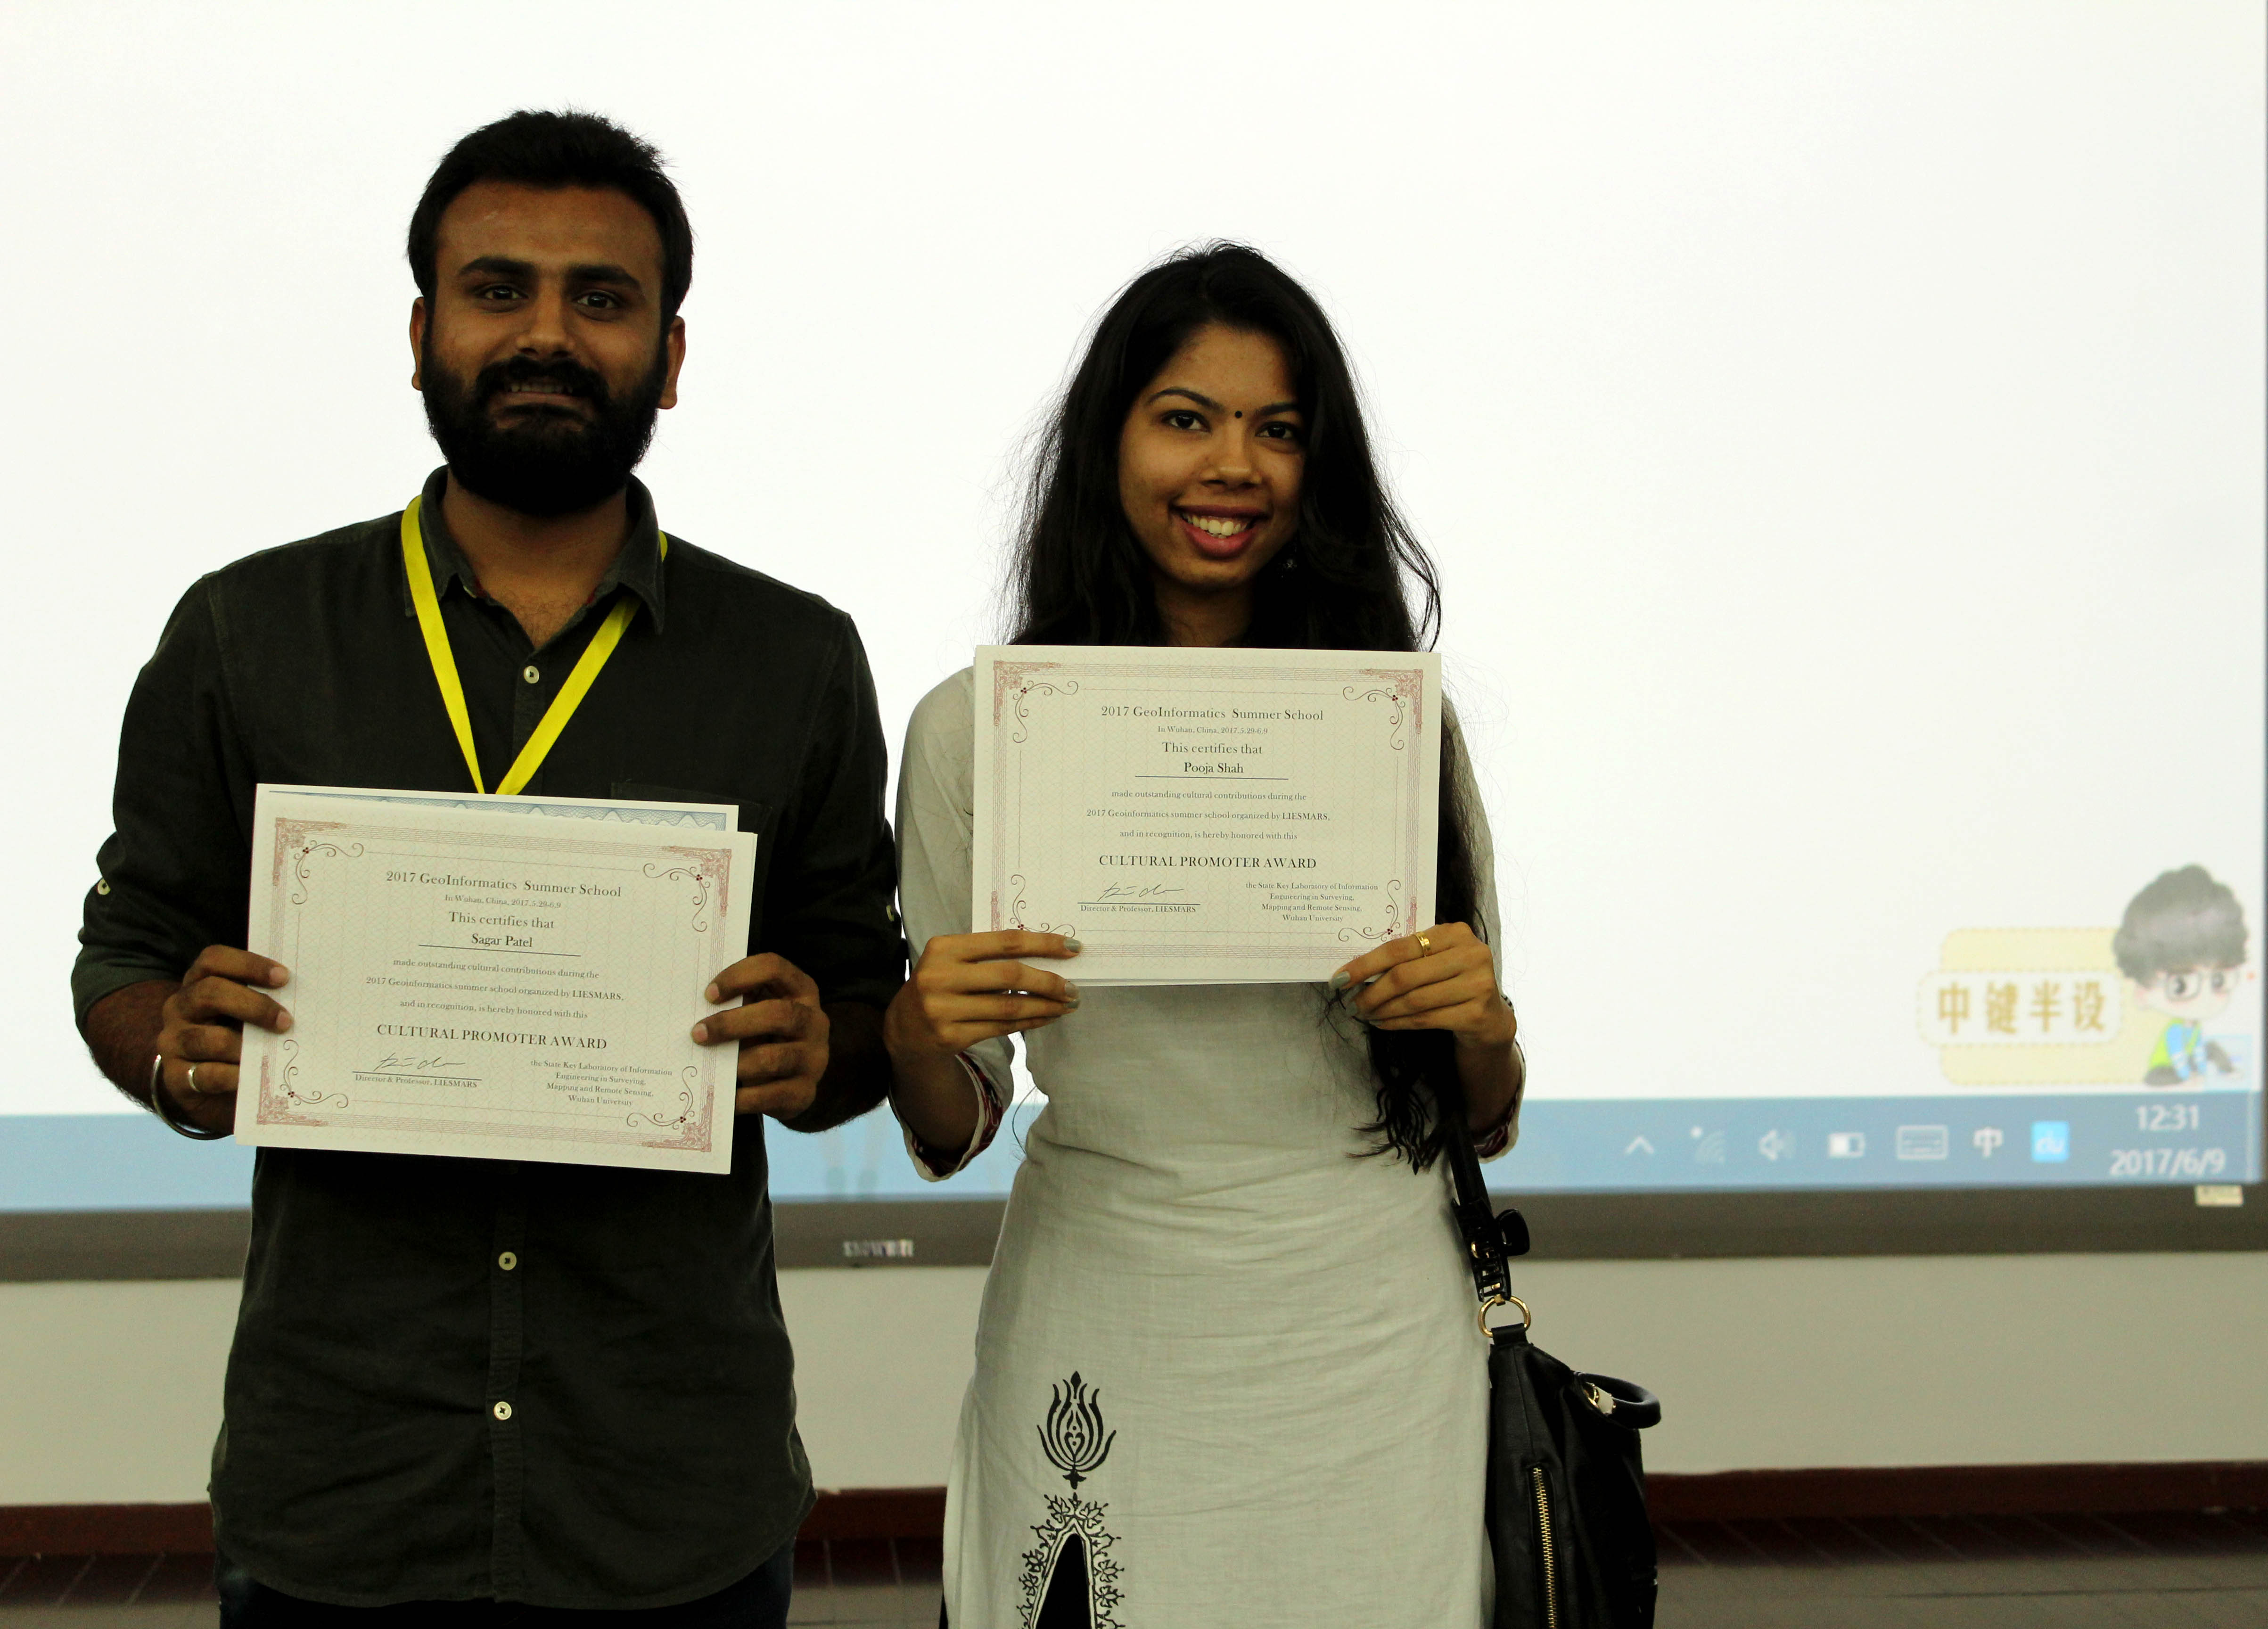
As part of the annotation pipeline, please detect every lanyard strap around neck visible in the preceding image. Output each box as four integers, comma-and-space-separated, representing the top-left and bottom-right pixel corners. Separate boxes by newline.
400, 494, 666, 796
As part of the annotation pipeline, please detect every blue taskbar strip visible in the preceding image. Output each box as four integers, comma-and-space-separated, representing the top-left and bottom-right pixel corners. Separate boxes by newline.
1488, 1091, 2263, 1192
0, 1114, 256, 1210
1, 1092, 2259, 1210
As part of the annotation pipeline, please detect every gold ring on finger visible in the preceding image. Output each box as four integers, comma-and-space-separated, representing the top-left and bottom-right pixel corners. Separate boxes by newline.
1417, 935, 1432, 954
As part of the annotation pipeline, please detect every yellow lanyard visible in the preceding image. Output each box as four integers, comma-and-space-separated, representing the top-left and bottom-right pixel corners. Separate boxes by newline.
399, 494, 666, 795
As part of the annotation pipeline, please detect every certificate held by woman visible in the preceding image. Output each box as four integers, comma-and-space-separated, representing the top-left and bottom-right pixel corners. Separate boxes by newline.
974, 643, 1441, 984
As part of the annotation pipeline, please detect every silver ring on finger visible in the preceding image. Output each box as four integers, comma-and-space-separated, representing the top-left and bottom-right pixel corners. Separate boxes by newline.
185, 1062, 202, 1095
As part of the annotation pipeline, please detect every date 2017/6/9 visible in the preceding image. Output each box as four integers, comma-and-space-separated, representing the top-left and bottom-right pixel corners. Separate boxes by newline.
2107, 1146, 2227, 1179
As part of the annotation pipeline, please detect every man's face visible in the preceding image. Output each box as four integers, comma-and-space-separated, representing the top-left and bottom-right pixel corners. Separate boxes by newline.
411, 181, 686, 517
2131, 964, 2243, 1022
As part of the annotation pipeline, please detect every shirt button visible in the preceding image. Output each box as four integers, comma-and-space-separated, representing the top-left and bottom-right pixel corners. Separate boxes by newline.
522, 665, 541, 685
493, 1401, 513, 1422
498, 1251, 518, 1271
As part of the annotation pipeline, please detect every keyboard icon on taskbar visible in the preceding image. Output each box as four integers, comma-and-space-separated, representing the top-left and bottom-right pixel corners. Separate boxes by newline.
1895, 1126, 1950, 1161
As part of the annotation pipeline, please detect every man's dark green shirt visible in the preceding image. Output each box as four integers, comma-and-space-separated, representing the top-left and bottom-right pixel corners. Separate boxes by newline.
73, 470, 904, 1609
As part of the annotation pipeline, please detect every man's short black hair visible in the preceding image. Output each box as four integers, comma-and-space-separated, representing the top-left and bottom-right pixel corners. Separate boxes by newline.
2114, 864, 2248, 980
407, 109, 693, 319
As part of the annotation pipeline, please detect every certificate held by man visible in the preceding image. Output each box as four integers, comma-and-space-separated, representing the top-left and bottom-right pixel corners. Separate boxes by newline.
237, 786, 756, 1173
975, 644, 1441, 983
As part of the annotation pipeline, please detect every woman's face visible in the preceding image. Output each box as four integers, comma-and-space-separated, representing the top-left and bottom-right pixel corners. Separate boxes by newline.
1117, 323, 1305, 640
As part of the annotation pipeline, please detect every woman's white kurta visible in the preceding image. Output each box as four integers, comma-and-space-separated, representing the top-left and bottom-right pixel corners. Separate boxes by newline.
897, 669, 1500, 1629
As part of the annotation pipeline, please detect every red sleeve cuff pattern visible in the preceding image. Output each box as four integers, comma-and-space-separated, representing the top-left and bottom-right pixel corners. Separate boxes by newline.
1471, 1096, 1519, 1162
901, 1053, 1008, 1181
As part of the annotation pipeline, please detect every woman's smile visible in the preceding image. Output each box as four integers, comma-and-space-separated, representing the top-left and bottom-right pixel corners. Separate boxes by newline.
1173, 505, 1269, 559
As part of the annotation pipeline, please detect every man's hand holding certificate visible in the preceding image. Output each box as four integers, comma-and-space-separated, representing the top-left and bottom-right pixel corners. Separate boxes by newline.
236, 787, 756, 1173
974, 645, 1442, 984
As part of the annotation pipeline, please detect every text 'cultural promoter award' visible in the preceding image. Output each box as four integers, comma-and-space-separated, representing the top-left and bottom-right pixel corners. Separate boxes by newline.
975, 646, 1441, 984
237, 786, 756, 1173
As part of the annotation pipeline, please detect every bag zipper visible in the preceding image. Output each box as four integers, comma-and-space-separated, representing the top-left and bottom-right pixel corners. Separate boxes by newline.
1531, 1464, 1561, 1629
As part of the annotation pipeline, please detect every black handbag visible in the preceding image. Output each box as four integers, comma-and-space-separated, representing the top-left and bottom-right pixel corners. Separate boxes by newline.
1440, 1086, 1663, 1629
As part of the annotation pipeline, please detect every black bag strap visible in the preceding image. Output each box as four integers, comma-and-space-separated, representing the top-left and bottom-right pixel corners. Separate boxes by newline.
1437, 1079, 1666, 1432
1433, 1073, 1527, 1313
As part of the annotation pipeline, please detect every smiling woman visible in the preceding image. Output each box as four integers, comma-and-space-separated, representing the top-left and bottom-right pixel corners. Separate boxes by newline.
885, 244, 1521, 1629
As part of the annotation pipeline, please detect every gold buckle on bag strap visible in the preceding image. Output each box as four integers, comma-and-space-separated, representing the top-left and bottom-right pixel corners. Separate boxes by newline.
1478, 1293, 1531, 1337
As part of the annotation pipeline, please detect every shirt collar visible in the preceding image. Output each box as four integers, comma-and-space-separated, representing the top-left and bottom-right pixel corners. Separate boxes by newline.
400, 467, 669, 634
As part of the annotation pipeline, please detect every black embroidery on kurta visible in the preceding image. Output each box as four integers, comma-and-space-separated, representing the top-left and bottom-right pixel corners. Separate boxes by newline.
1038, 1370, 1116, 1487
1019, 1373, 1125, 1629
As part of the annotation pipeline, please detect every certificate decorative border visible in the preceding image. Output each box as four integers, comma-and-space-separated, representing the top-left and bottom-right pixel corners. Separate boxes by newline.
252, 816, 738, 1155
267, 788, 732, 829
980, 654, 1434, 959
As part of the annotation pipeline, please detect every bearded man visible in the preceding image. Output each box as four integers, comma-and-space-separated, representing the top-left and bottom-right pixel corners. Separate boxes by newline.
72, 111, 901, 1626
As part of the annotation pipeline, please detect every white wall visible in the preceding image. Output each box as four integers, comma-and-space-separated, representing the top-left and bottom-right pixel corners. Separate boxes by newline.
4, 1254, 2262, 1505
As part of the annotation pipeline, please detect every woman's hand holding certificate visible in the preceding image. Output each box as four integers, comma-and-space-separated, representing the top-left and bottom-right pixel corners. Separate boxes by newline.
881, 930, 1081, 1155
1334, 919, 1512, 1033
1332, 920, 1522, 1133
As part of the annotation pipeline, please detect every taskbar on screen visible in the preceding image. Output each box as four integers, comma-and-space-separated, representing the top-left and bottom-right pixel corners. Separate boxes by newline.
1487, 1091, 2263, 1192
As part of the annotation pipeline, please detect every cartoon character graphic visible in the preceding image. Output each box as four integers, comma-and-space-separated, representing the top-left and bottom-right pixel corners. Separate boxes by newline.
2112, 865, 2248, 1087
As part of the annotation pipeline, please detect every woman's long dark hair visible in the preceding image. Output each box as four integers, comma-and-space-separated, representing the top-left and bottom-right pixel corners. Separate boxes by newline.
1008, 242, 1482, 1171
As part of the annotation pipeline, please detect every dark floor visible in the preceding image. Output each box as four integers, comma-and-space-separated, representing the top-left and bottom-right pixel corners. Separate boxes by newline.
1655, 1509, 2268, 1628
0, 1542, 942, 1628
2, 1513, 2263, 1625
0, 1552, 216, 1627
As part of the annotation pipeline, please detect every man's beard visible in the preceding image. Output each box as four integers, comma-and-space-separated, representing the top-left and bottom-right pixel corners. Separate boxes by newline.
420, 343, 666, 518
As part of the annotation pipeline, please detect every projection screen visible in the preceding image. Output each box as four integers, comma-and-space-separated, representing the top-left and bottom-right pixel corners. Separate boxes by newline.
1, 2, 2260, 1227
